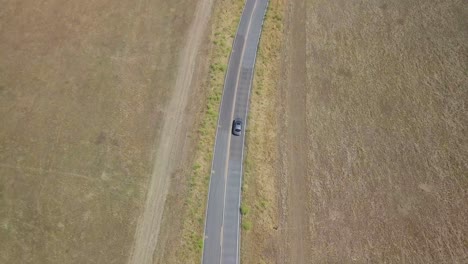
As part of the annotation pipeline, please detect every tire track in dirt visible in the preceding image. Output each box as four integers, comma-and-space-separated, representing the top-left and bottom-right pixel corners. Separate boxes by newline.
127, 0, 214, 263
278, 0, 312, 263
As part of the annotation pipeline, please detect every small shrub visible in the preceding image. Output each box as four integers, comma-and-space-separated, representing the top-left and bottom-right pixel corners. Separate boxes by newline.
240, 205, 250, 216
242, 220, 252, 231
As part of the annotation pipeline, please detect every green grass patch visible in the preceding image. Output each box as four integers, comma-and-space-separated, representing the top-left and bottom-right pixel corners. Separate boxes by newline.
242, 220, 252, 231
240, 204, 250, 216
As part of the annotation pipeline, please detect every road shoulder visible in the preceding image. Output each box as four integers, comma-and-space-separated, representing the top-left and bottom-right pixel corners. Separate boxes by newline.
240, 0, 286, 263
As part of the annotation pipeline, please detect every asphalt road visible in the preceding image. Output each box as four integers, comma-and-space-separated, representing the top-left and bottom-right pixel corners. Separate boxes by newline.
202, 0, 269, 263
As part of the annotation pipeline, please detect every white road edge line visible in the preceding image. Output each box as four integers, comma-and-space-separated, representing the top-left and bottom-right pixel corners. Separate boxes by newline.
200, 1, 250, 263
236, 1, 269, 263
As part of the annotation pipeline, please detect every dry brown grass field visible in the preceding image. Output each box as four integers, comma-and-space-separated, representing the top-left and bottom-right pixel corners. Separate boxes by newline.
0, 0, 205, 263
244, 0, 467, 263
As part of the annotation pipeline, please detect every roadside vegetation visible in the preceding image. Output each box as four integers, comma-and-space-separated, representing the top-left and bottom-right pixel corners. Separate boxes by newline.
172, 0, 245, 262
241, 0, 285, 263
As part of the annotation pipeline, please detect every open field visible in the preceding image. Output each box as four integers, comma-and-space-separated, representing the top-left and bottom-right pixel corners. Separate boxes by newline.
281, 0, 467, 262
245, 0, 467, 263
0, 0, 205, 263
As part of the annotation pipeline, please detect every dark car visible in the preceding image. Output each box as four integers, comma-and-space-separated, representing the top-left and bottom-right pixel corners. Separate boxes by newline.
232, 119, 242, 136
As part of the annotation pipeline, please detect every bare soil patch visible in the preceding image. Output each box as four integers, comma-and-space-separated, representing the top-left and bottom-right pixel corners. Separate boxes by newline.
0, 0, 201, 263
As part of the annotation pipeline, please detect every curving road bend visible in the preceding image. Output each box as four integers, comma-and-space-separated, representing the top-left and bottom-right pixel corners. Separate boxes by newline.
201, 0, 269, 263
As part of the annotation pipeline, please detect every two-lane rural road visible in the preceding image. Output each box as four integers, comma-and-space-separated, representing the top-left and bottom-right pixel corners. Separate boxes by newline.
202, 0, 269, 263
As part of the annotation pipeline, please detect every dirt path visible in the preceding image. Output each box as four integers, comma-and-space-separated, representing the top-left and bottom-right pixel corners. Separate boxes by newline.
278, 0, 312, 263
127, 0, 214, 263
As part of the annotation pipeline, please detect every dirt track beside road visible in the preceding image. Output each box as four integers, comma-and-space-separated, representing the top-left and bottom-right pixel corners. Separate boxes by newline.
277, 0, 312, 262
128, 0, 214, 263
